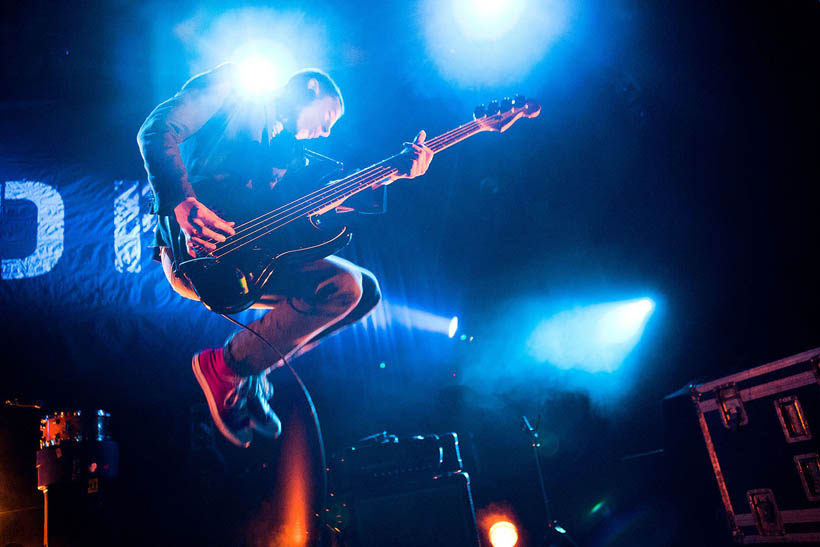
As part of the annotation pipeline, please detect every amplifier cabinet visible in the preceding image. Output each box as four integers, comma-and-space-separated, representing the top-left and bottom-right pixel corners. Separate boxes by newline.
333, 471, 479, 547
691, 347, 820, 543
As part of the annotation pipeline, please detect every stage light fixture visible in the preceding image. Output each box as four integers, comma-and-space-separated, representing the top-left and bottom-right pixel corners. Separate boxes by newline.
488, 520, 519, 547
448, 316, 459, 338
386, 304, 460, 336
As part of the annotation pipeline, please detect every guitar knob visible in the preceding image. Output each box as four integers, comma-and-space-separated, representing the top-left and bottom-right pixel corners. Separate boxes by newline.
487, 100, 500, 115
513, 94, 526, 108
500, 97, 513, 112
473, 104, 486, 119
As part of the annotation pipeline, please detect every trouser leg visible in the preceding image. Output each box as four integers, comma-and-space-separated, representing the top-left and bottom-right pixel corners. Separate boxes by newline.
223, 256, 379, 376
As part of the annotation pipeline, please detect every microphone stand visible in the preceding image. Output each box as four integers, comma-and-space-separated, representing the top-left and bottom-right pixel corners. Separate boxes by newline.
520, 415, 579, 547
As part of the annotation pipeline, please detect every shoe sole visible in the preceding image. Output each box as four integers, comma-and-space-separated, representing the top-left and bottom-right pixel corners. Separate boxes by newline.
192, 353, 251, 448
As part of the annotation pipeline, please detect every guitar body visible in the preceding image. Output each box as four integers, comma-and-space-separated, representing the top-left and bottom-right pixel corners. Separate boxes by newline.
177, 215, 352, 314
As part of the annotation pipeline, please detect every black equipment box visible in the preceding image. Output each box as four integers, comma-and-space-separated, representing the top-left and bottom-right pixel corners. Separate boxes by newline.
688, 347, 820, 543
328, 432, 479, 547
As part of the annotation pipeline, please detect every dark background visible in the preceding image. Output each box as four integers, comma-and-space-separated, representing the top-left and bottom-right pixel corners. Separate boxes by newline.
1, 1, 818, 546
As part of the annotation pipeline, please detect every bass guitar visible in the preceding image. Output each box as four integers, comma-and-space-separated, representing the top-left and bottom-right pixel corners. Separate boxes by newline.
176, 96, 541, 314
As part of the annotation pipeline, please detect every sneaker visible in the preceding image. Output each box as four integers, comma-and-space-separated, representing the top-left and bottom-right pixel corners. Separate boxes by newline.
247, 373, 282, 439
191, 348, 253, 448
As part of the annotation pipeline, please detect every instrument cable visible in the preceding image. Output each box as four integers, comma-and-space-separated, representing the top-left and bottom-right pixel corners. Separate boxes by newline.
218, 312, 331, 546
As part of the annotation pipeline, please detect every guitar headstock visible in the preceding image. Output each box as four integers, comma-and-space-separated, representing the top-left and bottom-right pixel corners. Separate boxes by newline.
473, 95, 541, 133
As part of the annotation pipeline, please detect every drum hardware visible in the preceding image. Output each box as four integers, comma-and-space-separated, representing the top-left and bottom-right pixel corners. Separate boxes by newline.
36, 409, 118, 547
39, 409, 111, 448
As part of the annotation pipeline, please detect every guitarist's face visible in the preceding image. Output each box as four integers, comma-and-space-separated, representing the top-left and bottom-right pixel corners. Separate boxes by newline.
294, 95, 343, 140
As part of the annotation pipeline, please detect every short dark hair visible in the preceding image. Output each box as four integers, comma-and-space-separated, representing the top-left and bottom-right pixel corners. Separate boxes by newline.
285, 69, 344, 113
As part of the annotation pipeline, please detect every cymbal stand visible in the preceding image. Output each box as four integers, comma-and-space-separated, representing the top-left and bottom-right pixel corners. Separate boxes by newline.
521, 415, 580, 547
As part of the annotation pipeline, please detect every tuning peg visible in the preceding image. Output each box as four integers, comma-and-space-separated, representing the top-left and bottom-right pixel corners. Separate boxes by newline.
487, 100, 500, 115
500, 97, 513, 112
513, 94, 526, 108
473, 104, 486, 119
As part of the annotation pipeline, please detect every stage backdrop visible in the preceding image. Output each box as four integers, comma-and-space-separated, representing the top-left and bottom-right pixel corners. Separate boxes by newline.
0, 147, 464, 408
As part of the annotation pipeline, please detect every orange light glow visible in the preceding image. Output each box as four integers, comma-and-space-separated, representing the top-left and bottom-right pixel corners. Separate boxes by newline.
245, 408, 314, 547
477, 502, 521, 547
272, 413, 312, 547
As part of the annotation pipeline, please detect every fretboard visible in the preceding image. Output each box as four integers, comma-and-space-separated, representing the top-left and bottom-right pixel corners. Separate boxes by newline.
211, 118, 490, 258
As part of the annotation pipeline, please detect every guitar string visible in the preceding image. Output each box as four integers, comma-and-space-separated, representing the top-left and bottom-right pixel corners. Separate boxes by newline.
214, 102, 530, 241
210, 117, 494, 258
223, 122, 486, 243
211, 165, 398, 258
210, 122, 485, 258
211, 164, 394, 256
224, 117, 486, 236
227, 164, 391, 235
211, 119, 491, 257
211, 105, 534, 257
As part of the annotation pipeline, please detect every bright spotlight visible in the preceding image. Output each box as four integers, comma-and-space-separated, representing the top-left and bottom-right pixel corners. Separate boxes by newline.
448, 316, 459, 338
489, 520, 519, 547
452, 0, 528, 41
526, 297, 656, 372
421, 0, 571, 86
237, 56, 281, 96
173, 8, 327, 92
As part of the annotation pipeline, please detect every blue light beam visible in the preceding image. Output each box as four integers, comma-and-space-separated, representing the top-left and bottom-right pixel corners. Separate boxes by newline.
420, 0, 572, 86
526, 298, 655, 373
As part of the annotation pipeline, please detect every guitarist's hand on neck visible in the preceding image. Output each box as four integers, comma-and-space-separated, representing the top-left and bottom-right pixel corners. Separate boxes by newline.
174, 197, 237, 258
384, 130, 434, 185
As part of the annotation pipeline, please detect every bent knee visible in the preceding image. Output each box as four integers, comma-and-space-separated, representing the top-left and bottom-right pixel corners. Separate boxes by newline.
359, 267, 381, 309
324, 267, 364, 311
298, 264, 362, 317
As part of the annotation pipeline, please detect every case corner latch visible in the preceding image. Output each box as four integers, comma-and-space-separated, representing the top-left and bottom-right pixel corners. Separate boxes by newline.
746, 488, 785, 536
715, 383, 748, 430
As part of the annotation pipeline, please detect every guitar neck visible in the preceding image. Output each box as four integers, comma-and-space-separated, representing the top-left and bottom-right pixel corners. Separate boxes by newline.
210, 99, 539, 258
312, 119, 489, 212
